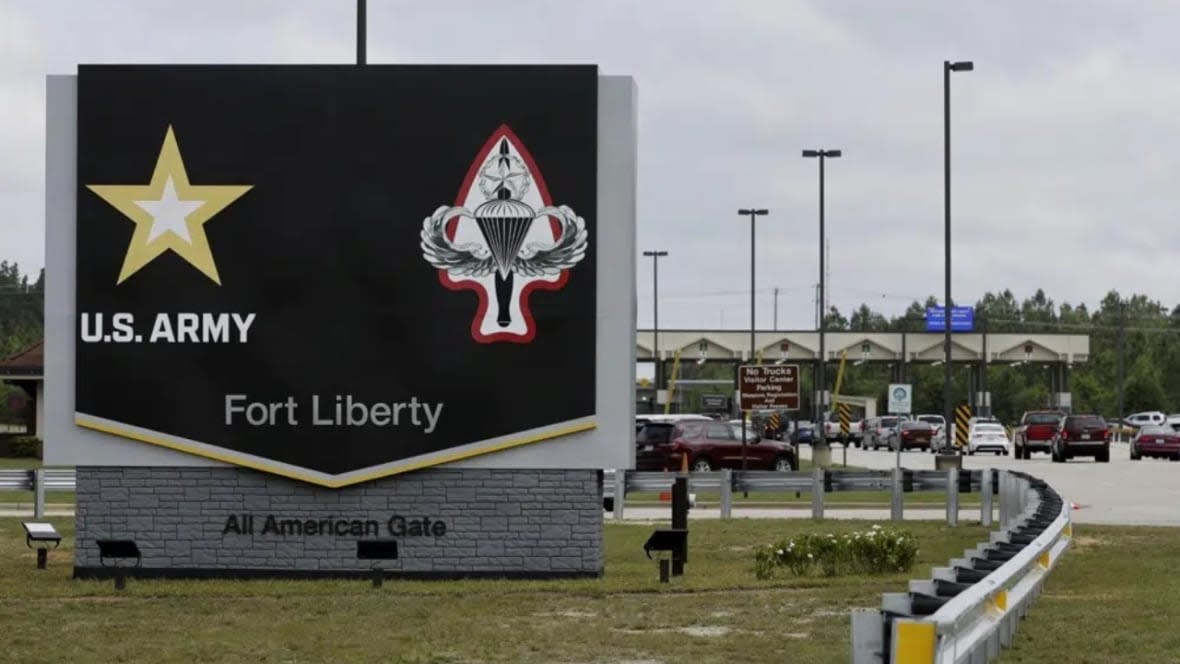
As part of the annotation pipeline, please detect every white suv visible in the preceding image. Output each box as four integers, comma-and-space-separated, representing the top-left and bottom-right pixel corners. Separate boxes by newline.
1125, 411, 1166, 429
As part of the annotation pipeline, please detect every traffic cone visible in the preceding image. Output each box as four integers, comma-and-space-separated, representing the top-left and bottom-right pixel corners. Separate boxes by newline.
680, 451, 689, 473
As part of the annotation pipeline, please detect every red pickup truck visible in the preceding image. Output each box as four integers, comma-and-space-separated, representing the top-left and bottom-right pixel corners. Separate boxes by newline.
1014, 410, 1065, 459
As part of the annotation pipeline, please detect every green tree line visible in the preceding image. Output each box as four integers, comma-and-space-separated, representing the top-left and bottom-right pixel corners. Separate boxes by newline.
666, 288, 1178, 425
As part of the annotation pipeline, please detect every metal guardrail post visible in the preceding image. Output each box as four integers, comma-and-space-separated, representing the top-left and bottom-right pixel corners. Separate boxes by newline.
720, 469, 733, 519
891, 466, 903, 522
613, 469, 626, 521
981, 468, 993, 527
946, 467, 959, 526
998, 472, 1010, 528
811, 467, 824, 520
33, 469, 46, 519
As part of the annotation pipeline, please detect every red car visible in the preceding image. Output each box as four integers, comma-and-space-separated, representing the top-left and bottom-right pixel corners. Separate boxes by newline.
1051, 414, 1110, 463
888, 420, 934, 452
1130, 425, 1180, 461
1014, 410, 1065, 459
636, 420, 796, 472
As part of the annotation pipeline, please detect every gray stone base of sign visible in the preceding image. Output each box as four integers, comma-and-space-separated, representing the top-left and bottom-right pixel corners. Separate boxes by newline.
72, 467, 603, 579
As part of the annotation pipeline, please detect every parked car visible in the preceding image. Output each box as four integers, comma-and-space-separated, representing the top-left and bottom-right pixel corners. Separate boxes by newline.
1050, 413, 1110, 463
790, 424, 815, 446
887, 420, 934, 452
1130, 425, 1180, 461
1014, 410, 1065, 459
863, 416, 903, 450
966, 422, 1010, 456
636, 419, 796, 472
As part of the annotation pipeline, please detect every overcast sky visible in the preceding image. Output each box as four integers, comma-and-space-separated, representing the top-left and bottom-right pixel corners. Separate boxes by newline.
3, 0, 1178, 331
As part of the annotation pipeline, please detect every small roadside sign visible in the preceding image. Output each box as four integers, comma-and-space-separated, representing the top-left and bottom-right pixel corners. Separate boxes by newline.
700, 393, 728, 410
738, 364, 800, 411
888, 384, 912, 415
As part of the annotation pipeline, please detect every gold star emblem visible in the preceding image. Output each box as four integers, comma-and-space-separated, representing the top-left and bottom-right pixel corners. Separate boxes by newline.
86, 125, 252, 285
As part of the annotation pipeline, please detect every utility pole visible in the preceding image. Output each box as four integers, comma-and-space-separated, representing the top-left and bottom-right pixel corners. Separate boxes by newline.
773, 287, 779, 330
356, 0, 366, 65
1117, 299, 1126, 433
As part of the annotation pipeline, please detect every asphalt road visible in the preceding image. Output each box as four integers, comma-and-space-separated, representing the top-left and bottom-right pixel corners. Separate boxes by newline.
801, 441, 1180, 526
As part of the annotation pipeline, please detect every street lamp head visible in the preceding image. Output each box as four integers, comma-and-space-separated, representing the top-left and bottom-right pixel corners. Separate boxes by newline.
802, 150, 820, 158
825, 149, 842, 158
948, 61, 974, 72
737, 208, 769, 216
803, 149, 841, 158
642, 250, 668, 257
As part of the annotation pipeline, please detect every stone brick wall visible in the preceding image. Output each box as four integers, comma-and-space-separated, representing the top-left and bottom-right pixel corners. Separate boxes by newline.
74, 467, 603, 578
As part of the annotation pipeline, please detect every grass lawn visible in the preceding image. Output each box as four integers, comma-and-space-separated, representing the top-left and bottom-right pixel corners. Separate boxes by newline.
0, 517, 989, 664
0, 457, 44, 469
1002, 524, 1180, 663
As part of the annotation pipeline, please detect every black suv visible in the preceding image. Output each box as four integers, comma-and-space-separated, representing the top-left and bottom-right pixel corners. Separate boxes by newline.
1051, 414, 1110, 463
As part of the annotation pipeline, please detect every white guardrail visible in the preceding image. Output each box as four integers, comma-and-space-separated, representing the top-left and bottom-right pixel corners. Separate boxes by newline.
851, 470, 1071, 664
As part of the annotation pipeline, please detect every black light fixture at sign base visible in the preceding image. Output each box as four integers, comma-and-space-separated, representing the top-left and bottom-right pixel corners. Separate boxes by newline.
22, 522, 61, 570
357, 539, 399, 587
96, 539, 142, 590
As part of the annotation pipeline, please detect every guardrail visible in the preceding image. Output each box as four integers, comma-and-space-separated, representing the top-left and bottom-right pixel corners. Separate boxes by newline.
604, 468, 995, 525
850, 470, 1071, 663
0, 468, 77, 517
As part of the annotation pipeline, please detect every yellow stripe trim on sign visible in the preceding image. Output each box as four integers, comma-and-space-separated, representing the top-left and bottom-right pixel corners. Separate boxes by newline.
74, 415, 597, 488
894, 620, 936, 663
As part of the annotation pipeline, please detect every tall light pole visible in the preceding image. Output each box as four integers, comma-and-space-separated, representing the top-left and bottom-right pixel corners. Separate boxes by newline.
643, 250, 668, 413
737, 208, 768, 471
356, 0, 366, 65
944, 60, 973, 454
802, 149, 841, 441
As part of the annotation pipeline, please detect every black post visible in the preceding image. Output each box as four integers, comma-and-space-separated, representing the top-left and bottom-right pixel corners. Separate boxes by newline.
943, 60, 953, 454
356, 0, 366, 65
980, 315, 988, 416
644, 251, 668, 413
671, 476, 688, 576
36, 548, 47, 570
737, 209, 768, 470
819, 155, 826, 429
941, 60, 972, 453
747, 211, 753, 473
1117, 301, 1126, 427
801, 150, 840, 441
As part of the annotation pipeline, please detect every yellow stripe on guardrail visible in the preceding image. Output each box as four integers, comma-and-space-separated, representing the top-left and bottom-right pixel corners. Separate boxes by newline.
989, 589, 1008, 613
1038, 551, 1051, 569
895, 620, 936, 663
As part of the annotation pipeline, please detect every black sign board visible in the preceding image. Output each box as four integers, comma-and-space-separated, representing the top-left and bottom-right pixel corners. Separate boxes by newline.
738, 365, 800, 411
74, 65, 598, 484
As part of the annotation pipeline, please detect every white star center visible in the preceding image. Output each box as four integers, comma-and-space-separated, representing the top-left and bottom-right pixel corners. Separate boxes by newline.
134, 176, 206, 244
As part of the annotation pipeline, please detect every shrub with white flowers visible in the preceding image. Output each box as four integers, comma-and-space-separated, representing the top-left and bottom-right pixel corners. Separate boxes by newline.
753, 524, 919, 579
